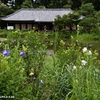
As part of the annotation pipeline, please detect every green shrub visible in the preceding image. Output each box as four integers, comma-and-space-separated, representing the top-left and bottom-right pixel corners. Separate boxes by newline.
0, 29, 47, 99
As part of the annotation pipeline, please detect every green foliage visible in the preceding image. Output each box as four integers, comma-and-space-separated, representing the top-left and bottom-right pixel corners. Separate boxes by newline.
0, 30, 100, 99
49, 0, 72, 8
77, 3, 99, 33
96, 10, 100, 23
61, 29, 71, 39
79, 17, 98, 33
63, 12, 79, 28
0, 46, 27, 99
54, 11, 79, 31
21, 0, 33, 8
73, 33, 100, 60
78, 3, 96, 17
0, 0, 100, 12
55, 40, 100, 100
0, 29, 47, 99
0, 29, 14, 37
15, 0, 25, 9
0, 1, 14, 17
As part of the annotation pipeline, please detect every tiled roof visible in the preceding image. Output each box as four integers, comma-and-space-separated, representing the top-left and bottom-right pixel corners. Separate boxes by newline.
1, 8, 72, 22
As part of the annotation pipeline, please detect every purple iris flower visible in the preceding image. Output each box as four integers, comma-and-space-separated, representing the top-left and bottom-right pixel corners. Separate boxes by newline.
40, 80, 44, 85
2, 49, 10, 56
33, 77, 36, 81
20, 51, 25, 57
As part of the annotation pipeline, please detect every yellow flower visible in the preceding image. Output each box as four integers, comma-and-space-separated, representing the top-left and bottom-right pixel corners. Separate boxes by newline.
29, 72, 34, 76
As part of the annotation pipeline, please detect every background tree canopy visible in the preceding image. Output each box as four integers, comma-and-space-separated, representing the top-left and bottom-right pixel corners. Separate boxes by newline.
54, 3, 99, 33
0, 0, 100, 11
0, 0, 14, 17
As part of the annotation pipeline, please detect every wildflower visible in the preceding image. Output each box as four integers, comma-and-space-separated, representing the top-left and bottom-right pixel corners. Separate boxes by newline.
20, 51, 25, 57
73, 66, 77, 70
81, 60, 87, 65
82, 47, 87, 53
40, 80, 44, 85
33, 77, 36, 81
88, 50, 92, 55
29, 72, 34, 76
2, 49, 10, 56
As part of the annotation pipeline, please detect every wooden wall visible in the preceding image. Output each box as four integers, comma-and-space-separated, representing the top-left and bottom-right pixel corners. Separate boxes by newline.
6, 21, 54, 31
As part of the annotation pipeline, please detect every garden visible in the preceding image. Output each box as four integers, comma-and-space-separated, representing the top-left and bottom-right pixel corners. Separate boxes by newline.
0, 28, 100, 100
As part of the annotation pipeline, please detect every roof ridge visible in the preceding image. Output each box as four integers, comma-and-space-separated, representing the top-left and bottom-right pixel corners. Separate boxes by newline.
20, 8, 72, 11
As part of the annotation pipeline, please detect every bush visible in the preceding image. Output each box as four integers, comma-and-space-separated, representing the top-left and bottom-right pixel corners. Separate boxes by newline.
60, 29, 71, 39
0, 29, 47, 99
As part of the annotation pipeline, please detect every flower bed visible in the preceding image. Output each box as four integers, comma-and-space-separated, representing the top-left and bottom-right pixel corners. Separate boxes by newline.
0, 30, 100, 100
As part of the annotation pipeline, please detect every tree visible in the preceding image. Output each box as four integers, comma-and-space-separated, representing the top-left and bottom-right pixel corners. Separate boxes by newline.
80, 0, 100, 11
78, 3, 96, 17
79, 17, 98, 33
1, 0, 8, 4
0, 0, 14, 17
39, 0, 50, 8
54, 11, 80, 31
78, 3, 98, 33
49, 0, 72, 8
7, 0, 16, 9
15, 0, 25, 9
71, 0, 82, 10
63, 12, 80, 30
96, 11, 100, 23
54, 15, 64, 30
21, 0, 33, 8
